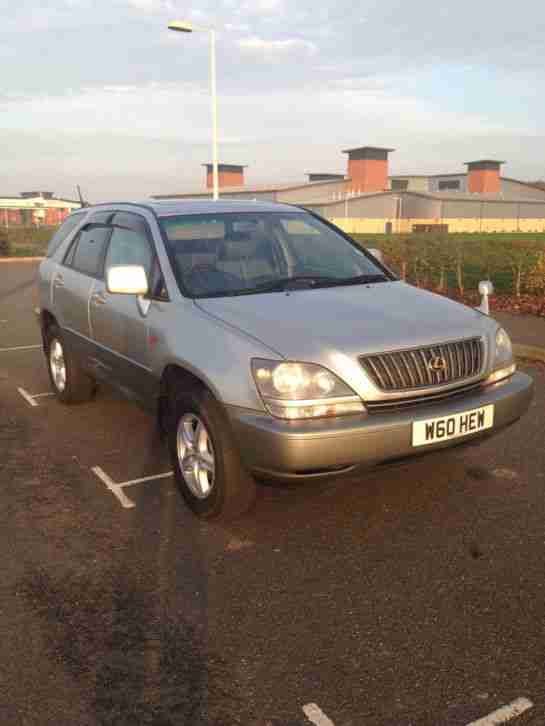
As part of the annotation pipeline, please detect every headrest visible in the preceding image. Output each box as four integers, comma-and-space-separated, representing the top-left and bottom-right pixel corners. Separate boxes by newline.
219, 237, 258, 261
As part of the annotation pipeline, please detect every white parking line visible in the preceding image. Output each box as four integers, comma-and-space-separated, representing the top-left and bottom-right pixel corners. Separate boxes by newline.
17, 388, 53, 407
303, 703, 336, 726
17, 387, 39, 407
91, 466, 173, 509
0, 344, 41, 352
467, 697, 533, 725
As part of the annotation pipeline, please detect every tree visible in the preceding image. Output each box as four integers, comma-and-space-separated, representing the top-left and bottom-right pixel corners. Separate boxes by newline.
380, 236, 409, 280
501, 239, 542, 297
526, 249, 545, 295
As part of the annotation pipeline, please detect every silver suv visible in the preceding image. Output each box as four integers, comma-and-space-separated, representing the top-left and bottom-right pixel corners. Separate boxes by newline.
37, 200, 533, 519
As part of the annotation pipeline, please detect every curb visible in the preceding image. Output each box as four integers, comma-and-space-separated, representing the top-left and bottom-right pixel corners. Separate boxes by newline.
513, 343, 545, 364
0, 256, 44, 263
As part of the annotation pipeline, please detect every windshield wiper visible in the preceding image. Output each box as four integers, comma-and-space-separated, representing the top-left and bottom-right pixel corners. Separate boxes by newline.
242, 275, 343, 293
194, 273, 389, 298
313, 273, 389, 288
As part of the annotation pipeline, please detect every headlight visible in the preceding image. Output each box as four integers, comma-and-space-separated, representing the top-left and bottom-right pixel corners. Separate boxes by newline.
252, 359, 365, 419
495, 328, 513, 366
485, 327, 516, 385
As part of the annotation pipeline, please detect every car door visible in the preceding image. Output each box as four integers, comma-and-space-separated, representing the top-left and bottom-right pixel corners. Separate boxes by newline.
52, 220, 112, 366
89, 211, 165, 403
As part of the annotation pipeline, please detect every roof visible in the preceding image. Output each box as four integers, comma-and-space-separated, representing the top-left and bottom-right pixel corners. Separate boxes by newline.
465, 160, 506, 168
342, 146, 395, 154
89, 199, 301, 216
426, 191, 545, 203
303, 189, 545, 208
0, 196, 81, 206
201, 163, 248, 170
152, 176, 348, 199
149, 199, 299, 216
501, 177, 545, 194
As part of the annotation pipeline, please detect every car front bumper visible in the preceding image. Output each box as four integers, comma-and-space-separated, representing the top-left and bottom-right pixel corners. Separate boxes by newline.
226, 372, 534, 480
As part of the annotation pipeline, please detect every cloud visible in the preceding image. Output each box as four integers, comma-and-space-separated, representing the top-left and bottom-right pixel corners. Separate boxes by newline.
238, 35, 317, 56
239, 0, 284, 13
1, 0, 545, 198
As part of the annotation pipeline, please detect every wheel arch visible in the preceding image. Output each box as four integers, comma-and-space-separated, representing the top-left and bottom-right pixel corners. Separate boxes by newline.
157, 362, 223, 433
39, 309, 58, 350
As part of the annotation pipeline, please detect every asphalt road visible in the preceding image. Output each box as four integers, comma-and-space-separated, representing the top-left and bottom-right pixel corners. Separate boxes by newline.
1, 262, 545, 726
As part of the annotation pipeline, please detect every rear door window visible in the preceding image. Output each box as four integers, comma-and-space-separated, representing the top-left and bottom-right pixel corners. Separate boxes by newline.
46, 213, 85, 258
68, 226, 112, 278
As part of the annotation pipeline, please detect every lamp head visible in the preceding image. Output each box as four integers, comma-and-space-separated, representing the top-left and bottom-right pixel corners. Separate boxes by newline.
168, 21, 193, 33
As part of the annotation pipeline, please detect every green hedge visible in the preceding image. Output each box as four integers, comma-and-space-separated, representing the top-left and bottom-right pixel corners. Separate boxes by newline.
0, 226, 56, 257
351, 233, 545, 296
2, 226, 545, 297
0, 227, 8, 256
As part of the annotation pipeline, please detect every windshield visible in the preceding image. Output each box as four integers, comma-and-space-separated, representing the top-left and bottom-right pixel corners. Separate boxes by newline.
159, 211, 392, 298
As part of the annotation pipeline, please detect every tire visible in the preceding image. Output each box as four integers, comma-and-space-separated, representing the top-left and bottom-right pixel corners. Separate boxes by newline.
45, 324, 95, 404
167, 387, 256, 520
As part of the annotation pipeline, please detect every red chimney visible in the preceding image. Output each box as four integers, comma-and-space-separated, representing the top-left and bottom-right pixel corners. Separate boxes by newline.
203, 163, 246, 189
342, 146, 394, 193
466, 160, 504, 194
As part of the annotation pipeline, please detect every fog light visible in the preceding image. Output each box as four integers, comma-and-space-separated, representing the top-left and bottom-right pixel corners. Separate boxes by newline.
485, 363, 516, 385
267, 400, 365, 419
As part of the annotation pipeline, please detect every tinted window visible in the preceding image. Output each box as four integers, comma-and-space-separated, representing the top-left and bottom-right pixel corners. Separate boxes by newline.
70, 226, 111, 278
159, 212, 390, 298
87, 211, 114, 225
46, 213, 85, 258
162, 216, 225, 241
111, 212, 149, 234
105, 226, 153, 277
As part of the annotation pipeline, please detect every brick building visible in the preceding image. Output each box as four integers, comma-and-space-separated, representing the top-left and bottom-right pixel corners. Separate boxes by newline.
153, 147, 545, 234
0, 192, 81, 227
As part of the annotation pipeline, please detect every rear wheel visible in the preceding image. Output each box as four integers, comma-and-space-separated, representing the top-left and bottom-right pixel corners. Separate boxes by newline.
168, 387, 256, 520
45, 324, 95, 404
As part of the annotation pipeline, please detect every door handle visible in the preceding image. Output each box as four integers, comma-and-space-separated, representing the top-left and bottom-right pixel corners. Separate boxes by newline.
53, 276, 65, 288
91, 292, 107, 306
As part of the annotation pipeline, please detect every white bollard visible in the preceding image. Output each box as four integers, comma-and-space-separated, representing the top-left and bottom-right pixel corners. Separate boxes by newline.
477, 280, 494, 315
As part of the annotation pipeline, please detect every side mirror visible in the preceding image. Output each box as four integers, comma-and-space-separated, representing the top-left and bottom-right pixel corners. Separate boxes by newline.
367, 247, 384, 263
477, 280, 494, 315
106, 265, 149, 296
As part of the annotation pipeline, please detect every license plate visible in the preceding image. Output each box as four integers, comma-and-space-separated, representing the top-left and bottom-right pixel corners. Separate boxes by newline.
412, 405, 494, 447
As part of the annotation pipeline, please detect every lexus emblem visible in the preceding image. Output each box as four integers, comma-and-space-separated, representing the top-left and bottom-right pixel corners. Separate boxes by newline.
428, 355, 447, 372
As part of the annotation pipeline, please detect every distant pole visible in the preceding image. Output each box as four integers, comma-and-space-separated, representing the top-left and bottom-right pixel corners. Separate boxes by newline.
168, 20, 220, 201
210, 29, 219, 201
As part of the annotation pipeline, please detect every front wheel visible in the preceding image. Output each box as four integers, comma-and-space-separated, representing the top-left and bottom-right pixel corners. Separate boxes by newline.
45, 324, 95, 404
168, 388, 256, 520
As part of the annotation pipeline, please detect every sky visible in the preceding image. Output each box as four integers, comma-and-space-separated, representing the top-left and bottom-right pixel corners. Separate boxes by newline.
1, 0, 545, 201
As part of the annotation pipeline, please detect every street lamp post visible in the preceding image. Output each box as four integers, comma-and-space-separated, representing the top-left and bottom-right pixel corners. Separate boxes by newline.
168, 20, 219, 201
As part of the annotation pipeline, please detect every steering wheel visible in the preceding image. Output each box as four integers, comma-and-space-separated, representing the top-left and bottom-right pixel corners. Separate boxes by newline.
186, 264, 243, 292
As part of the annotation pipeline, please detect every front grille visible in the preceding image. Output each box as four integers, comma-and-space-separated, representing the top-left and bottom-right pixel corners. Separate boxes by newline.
365, 381, 483, 414
360, 338, 484, 392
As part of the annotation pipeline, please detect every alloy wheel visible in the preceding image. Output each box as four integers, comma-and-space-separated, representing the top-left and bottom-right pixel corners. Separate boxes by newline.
176, 413, 216, 499
49, 338, 67, 392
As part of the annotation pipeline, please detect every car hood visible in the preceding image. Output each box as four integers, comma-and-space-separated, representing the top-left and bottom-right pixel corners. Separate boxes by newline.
196, 281, 493, 364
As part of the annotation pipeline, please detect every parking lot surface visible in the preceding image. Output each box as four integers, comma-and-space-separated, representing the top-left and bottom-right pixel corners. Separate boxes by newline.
2, 263, 545, 726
